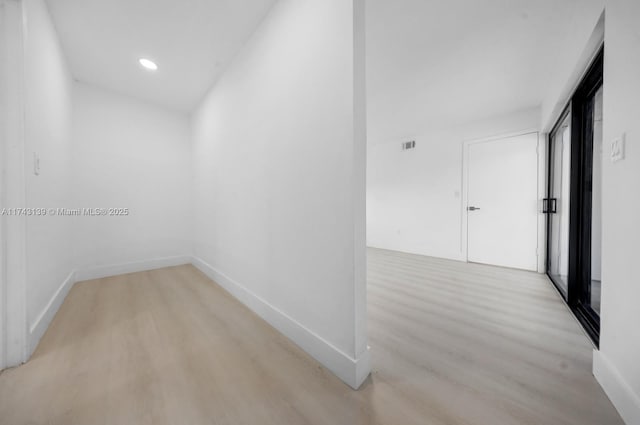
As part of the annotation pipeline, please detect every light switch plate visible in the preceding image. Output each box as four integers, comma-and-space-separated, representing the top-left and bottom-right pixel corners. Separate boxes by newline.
611, 134, 625, 163
33, 152, 40, 175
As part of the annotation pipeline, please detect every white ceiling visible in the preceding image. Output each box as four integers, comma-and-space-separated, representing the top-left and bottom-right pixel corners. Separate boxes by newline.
46, 0, 596, 125
45, 0, 277, 112
366, 0, 595, 142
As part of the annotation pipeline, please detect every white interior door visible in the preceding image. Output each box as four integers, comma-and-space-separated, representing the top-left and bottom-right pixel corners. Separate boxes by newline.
467, 132, 539, 271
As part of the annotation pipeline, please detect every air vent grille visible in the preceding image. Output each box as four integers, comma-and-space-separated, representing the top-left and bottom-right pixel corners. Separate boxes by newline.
402, 140, 416, 150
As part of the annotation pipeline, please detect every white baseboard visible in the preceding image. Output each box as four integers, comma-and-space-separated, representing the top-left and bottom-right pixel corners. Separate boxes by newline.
366, 245, 466, 263
28, 270, 76, 357
594, 349, 640, 425
28, 255, 192, 357
355, 345, 372, 388
25, 254, 371, 390
191, 256, 371, 389
75, 255, 192, 282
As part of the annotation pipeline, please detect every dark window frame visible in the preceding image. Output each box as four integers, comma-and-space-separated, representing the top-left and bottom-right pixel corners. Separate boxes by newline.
546, 104, 571, 299
546, 46, 603, 346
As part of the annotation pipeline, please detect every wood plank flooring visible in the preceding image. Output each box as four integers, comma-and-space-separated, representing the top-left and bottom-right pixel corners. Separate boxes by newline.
0, 248, 624, 424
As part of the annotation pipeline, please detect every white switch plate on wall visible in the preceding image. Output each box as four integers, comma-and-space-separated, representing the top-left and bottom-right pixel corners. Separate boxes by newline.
33, 152, 40, 175
611, 134, 625, 163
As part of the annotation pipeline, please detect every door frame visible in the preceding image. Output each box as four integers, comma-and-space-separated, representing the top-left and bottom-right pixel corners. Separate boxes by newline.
0, 0, 28, 370
461, 129, 545, 272
571, 47, 603, 345
0, 0, 6, 371
545, 104, 572, 297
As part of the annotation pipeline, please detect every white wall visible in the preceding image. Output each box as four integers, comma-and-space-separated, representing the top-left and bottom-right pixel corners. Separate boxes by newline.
22, 0, 75, 352
72, 82, 193, 274
367, 107, 540, 261
191, 0, 368, 388
535, 0, 640, 421
594, 0, 640, 422
540, 2, 605, 132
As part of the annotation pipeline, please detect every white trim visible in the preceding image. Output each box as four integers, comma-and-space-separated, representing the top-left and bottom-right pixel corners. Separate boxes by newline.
536, 132, 548, 273
191, 256, 370, 389
2, 0, 27, 368
352, 0, 369, 385
75, 255, 192, 282
354, 345, 371, 388
28, 270, 75, 356
593, 350, 640, 425
0, 0, 7, 372
461, 129, 541, 268
367, 244, 465, 263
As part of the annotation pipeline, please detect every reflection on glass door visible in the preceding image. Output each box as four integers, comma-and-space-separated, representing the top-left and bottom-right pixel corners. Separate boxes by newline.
589, 86, 603, 315
547, 110, 571, 298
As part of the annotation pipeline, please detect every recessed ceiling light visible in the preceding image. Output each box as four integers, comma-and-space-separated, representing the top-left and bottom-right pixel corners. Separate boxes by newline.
138, 58, 158, 71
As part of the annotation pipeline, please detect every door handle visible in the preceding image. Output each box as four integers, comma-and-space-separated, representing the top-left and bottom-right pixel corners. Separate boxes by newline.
467, 206, 481, 211
543, 198, 558, 214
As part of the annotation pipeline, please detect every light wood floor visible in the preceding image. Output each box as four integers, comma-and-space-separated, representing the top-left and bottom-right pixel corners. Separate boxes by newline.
0, 248, 623, 425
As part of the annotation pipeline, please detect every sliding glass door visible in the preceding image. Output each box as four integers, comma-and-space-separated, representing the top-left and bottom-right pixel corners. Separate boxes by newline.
546, 47, 603, 345
547, 110, 572, 297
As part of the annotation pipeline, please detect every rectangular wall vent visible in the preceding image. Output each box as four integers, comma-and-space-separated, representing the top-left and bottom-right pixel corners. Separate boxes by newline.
402, 140, 416, 150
